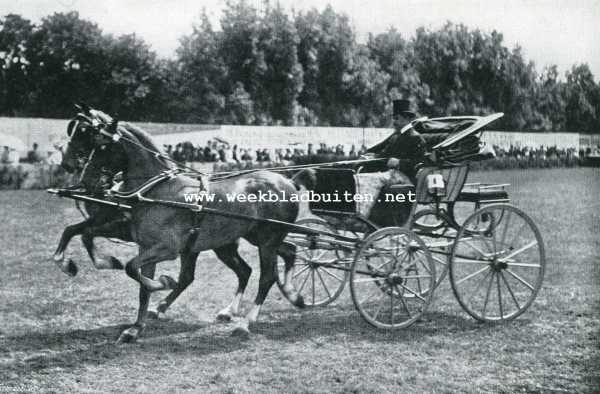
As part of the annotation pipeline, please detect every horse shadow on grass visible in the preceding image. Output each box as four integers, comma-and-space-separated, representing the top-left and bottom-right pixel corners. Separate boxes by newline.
0, 318, 248, 378
0, 305, 535, 378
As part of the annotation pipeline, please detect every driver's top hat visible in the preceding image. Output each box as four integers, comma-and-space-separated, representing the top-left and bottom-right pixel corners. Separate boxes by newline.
393, 99, 415, 118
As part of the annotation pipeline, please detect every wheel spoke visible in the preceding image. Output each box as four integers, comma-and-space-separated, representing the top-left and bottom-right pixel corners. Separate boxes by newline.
505, 262, 541, 268
292, 264, 310, 279
372, 294, 385, 321
297, 268, 311, 293
499, 241, 538, 261
500, 211, 512, 247
311, 269, 315, 304
353, 276, 388, 283
507, 223, 527, 251
462, 239, 492, 258
482, 271, 495, 317
454, 258, 492, 264
316, 269, 332, 299
455, 265, 490, 285
320, 267, 344, 282
394, 284, 412, 317
389, 292, 395, 324
505, 269, 534, 291
468, 268, 492, 304
500, 271, 521, 310
496, 272, 503, 319
401, 274, 433, 279
397, 283, 427, 302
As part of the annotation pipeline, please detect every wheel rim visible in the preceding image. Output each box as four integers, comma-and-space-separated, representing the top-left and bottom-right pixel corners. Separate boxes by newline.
350, 227, 436, 329
277, 217, 349, 307
449, 204, 545, 322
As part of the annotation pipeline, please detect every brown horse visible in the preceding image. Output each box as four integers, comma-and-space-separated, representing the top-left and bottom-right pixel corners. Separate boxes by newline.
52, 114, 135, 276
61, 108, 309, 341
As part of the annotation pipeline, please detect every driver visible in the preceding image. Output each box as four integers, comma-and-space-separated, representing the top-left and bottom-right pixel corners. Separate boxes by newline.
366, 99, 428, 178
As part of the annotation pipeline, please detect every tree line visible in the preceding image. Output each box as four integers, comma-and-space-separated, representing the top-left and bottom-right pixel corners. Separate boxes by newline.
1, 1, 599, 132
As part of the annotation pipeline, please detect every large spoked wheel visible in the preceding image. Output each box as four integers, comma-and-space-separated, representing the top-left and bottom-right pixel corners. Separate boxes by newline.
449, 204, 545, 322
277, 217, 350, 307
350, 227, 436, 329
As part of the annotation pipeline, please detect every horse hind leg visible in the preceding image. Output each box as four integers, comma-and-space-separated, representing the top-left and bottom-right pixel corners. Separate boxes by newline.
232, 242, 279, 338
117, 263, 157, 343
121, 241, 180, 293
214, 243, 252, 323
148, 249, 199, 319
277, 241, 305, 308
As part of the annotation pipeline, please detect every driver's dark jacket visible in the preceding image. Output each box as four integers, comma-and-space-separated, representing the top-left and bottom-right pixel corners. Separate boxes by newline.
366, 125, 428, 179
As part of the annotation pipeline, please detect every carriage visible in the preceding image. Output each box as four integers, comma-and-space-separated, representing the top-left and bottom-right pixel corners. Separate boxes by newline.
274, 112, 545, 329
50, 110, 545, 333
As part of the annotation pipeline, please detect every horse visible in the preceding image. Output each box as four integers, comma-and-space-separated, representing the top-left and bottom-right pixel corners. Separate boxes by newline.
52, 111, 136, 276
61, 107, 311, 341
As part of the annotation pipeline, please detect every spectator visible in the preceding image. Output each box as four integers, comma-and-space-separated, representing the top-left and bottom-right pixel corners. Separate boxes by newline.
0, 146, 12, 164
27, 143, 43, 163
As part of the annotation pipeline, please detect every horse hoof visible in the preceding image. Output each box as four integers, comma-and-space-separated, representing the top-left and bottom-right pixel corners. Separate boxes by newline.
147, 310, 161, 320
158, 275, 178, 290
109, 256, 124, 270
156, 302, 169, 314
116, 329, 138, 344
231, 325, 250, 339
65, 259, 78, 277
295, 295, 306, 309
216, 313, 232, 323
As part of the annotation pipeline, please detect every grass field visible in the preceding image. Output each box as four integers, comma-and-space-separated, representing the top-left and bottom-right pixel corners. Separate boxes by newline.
0, 168, 598, 393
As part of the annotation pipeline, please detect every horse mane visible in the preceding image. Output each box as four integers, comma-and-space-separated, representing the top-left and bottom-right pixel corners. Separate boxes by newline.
120, 122, 175, 169
89, 109, 174, 169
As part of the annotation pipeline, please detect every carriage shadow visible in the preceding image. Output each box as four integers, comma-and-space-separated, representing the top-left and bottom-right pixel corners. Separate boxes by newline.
254, 306, 534, 344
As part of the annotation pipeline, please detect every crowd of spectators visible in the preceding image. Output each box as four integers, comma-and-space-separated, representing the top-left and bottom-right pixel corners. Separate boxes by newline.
163, 140, 370, 164
1, 139, 598, 189
1, 142, 65, 189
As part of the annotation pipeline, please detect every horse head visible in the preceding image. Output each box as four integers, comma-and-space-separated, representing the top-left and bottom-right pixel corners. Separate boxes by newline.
62, 104, 127, 188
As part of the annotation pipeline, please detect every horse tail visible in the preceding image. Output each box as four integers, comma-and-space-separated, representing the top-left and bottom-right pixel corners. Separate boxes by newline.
291, 168, 317, 191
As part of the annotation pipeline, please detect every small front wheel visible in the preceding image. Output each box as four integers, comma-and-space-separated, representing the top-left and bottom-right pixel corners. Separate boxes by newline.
277, 217, 349, 307
350, 227, 436, 329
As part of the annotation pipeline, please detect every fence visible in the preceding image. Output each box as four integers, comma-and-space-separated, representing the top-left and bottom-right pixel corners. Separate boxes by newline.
4, 116, 597, 158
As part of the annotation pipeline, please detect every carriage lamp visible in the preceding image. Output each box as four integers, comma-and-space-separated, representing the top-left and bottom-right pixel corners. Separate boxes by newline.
426, 173, 446, 197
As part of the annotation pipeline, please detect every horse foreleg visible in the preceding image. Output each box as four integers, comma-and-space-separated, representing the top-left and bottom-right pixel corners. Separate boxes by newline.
214, 243, 252, 323
124, 244, 179, 292
148, 250, 199, 319
117, 263, 157, 343
81, 219, 130, 270
52, 220, 90, 276
232, 243, 278, 337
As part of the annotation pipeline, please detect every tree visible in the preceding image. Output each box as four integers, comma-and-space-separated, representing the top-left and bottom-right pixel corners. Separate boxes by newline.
563, 64, 599, 133
295, 6, 357, 125
342, 45, 390, 126
255, 3, 303, 125
173, 10, 227, 123
25, 12, 107, 117
0, 14, 34, 116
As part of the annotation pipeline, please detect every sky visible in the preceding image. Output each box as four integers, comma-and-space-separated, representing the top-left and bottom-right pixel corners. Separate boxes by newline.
2, 0, 600, 78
